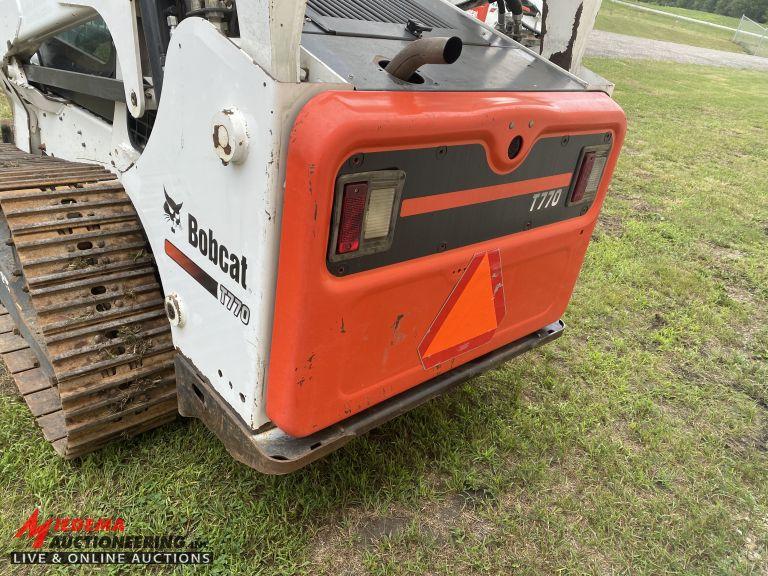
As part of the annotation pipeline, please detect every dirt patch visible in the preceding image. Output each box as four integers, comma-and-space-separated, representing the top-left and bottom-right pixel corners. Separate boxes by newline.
307, 493, 501, 573
308, 522, 366, 576
358, 515, 411, 545
708, 243, 745, 262
420, 493, 497, 544
596, 214, 625, 238
650, 312, 667, 329
629, 197, 655, 214
0, 361, 16, 398
725, 283, 757, 306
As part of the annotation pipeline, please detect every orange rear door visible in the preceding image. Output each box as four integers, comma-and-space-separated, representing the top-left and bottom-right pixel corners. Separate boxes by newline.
267, 90, 626, 437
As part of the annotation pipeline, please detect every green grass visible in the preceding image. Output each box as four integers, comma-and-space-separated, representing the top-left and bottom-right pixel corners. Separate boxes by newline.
619, 0, 745, 28
0, 94, 9, 121
1, 57, 768, 575
596, 0, 748, 53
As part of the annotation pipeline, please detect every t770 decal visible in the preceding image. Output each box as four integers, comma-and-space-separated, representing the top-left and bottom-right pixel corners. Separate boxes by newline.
529, 189, 564, 212
165, 240, 250, 325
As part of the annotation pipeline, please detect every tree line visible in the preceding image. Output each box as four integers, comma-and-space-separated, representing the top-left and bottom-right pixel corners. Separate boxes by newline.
639, 0, 768, 23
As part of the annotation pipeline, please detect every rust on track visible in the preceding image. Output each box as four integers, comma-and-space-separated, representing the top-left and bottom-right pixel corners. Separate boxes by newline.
0, 144, 176, 458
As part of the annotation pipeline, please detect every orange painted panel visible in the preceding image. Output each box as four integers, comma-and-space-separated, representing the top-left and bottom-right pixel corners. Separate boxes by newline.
266, 90, 626, 438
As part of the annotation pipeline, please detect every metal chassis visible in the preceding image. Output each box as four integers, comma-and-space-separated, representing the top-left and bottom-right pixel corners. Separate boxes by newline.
176, 320, 565, 474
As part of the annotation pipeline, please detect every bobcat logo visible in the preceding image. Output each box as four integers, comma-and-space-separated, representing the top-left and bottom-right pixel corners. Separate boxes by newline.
163, 188, 183, 233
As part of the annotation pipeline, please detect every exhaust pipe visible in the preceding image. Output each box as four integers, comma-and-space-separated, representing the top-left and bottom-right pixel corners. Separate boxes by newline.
385, 36, 463, 82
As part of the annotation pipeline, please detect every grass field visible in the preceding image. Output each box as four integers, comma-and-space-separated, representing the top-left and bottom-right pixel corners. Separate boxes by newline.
619, 0, 745, 28
0, 96, 9, 121
596, 0, 747, 53
1, 56, 768, 575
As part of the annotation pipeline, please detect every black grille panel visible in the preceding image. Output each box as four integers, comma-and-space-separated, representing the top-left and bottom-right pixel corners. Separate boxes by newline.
307, 0, 451, 28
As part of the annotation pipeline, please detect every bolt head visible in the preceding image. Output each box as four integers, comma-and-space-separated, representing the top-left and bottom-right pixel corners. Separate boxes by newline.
211, 108, 249, 165
164, 293, 186, 328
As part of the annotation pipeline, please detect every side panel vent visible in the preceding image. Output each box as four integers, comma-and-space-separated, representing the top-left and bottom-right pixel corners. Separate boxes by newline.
307, 0, 451, 28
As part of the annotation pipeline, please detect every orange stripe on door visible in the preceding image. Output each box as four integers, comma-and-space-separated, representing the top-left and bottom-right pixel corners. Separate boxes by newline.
400, 173, 573, 218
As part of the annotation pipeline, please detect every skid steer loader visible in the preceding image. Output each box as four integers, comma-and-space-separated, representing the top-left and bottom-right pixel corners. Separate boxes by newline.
0, 0, 625, 473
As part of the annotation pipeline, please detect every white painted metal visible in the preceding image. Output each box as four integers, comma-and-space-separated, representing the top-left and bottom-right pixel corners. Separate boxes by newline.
236, 1, 308, 83
0, 74, 31, 152
0, 1, 93, 57
121, 18, 347, 428
0, 0, 147, 117
0, 1, 346, 431
165, 293, 187, 328
3, 57, 119, 163
3, 66, 142, 169
541, 0, 602, 73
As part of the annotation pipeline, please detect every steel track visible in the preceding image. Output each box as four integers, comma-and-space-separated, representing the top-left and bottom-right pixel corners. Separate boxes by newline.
0, 144, 176, 458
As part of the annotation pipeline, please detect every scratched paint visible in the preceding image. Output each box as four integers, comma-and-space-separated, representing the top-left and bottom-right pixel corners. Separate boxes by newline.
541, 0, 603, 73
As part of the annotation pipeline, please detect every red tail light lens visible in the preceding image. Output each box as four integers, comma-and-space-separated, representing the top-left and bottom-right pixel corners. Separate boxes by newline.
336, 182, 368, 254
570, 151, 596, 204
568, 147, 609, 206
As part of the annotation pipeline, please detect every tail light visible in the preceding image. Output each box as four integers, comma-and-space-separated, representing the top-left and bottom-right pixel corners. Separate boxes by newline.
330, 170, 406, 261
568, 146, 610, 206
336, 182, 368, 254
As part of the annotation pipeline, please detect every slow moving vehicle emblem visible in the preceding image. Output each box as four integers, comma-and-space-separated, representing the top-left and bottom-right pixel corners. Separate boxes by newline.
418, 250, 506, 369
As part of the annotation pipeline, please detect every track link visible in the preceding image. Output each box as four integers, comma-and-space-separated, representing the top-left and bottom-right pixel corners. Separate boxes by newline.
0, 144, 176, 458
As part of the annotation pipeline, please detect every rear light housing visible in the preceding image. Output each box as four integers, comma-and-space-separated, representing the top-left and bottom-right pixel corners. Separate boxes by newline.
329, 169, 406, 262
567, 146, 610, 206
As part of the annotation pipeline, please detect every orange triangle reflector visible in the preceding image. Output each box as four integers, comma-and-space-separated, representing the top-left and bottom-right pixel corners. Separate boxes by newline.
418, 250, 505, 369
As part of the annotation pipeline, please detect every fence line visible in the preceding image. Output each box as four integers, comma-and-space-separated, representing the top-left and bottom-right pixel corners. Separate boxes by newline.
733, 15, 768, 56
609, 0, 739, 32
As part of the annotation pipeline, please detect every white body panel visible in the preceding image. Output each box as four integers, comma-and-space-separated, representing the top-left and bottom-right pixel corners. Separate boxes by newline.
2, 59, 138, 166
541, 0, 603, 72
121, 18, 345, 428
0, 1, 92, 53
0, 72, 31, 151
1, 11, 345, 429
237, 1, 308, 83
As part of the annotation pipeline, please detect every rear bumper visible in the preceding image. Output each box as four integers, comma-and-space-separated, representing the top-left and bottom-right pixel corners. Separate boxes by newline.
177, 320, 564, 474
